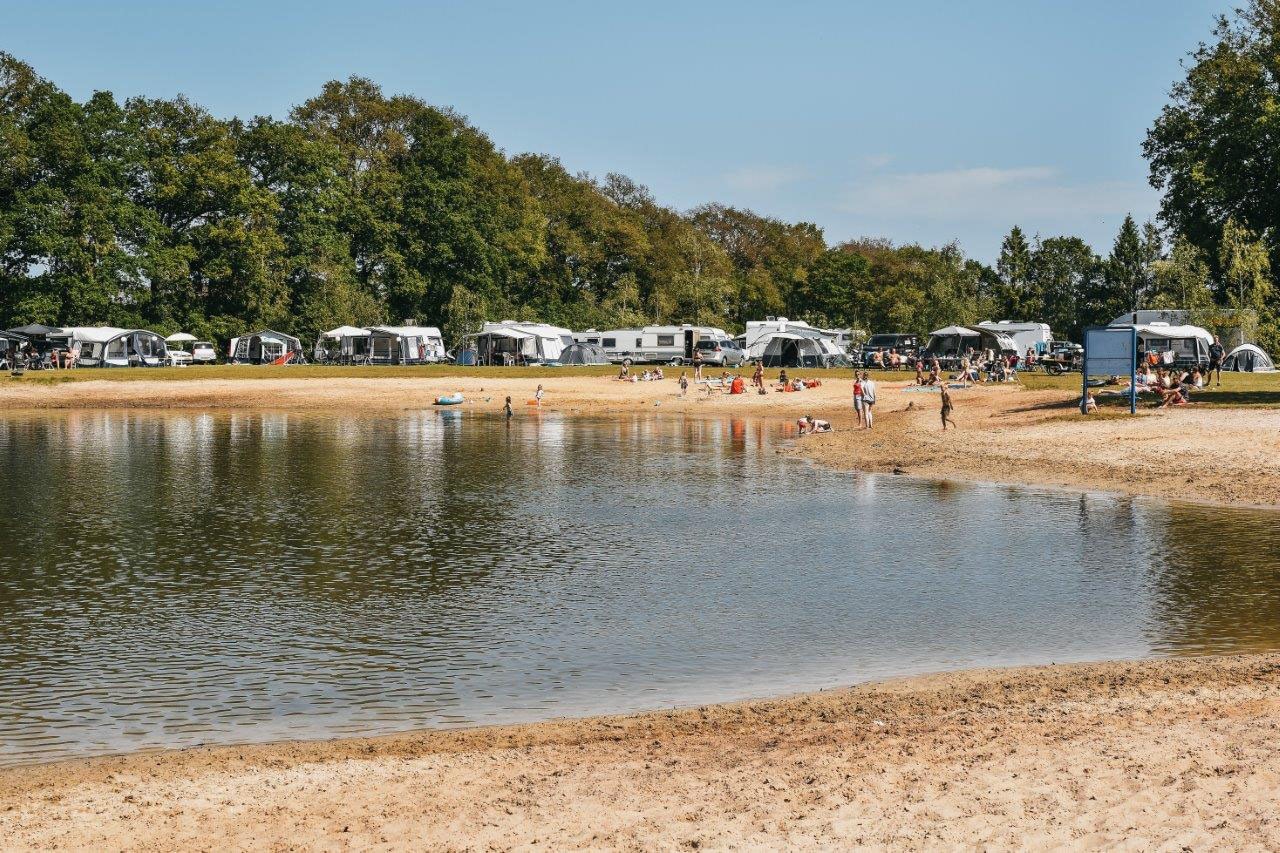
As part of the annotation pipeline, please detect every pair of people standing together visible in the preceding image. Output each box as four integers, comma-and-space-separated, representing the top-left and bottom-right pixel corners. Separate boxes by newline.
852, 371, 877, 428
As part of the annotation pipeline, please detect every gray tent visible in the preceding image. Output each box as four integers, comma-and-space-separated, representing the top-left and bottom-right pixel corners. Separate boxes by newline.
1223, 343, 1275, 372
558, 342, 611, 365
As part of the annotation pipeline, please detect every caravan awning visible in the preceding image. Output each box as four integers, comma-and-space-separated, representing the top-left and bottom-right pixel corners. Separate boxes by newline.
320, 326, 371, 339
930, 326, 981, 337
470, 328, 537, 340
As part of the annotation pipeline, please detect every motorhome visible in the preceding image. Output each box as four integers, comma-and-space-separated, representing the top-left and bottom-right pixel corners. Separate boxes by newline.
977, 321, 1053, 356
574, 325, 730, 364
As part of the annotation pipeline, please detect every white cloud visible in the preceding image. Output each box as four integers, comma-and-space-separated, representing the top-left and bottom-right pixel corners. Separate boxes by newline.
723, 165, 805, 193
842, 165, 1153, 223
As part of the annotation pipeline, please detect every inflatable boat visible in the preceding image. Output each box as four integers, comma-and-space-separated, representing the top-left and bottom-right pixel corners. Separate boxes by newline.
435, 393, 465, 406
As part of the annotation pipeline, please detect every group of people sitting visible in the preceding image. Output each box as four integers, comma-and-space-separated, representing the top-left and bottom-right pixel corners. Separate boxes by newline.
2, 341, 76, 371
1134, 364, 1204, 407
616, 364, 664, 382
906, 354, 1016, 387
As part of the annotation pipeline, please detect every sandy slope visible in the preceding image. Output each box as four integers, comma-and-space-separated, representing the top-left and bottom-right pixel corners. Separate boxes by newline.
3, 372, 1278, 506
3, 654, 1279, 850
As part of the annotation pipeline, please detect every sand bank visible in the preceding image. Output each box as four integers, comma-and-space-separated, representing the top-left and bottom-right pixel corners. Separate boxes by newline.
3, 372, 1277, 507
3, 654, 1278, 850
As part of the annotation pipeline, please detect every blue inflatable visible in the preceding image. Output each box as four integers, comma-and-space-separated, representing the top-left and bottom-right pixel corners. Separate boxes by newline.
435, 393, 465, 406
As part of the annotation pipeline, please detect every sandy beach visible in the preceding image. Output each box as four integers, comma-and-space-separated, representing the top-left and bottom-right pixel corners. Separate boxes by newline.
3, 371, 1278, 507
3, 371, 1279, 850
3, 654, 1279, 850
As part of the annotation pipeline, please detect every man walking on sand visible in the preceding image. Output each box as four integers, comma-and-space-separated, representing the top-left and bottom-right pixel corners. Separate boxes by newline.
860, 371, 877, 429
1208, 335, 1225, 386
940, 384, 956, 430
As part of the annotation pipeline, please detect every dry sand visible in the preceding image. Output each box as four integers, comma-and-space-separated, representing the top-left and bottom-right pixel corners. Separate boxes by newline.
3, 371, 1278, 507
3, 654, 1279, 850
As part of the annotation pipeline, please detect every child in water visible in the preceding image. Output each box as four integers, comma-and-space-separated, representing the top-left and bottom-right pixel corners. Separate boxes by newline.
504, 396, 514, 418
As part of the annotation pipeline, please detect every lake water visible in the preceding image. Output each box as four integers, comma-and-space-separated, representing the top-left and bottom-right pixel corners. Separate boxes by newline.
2, 410, 1279, 766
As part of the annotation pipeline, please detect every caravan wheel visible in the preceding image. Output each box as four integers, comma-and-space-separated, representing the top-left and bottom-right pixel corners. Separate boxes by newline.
669, 357, 683, 366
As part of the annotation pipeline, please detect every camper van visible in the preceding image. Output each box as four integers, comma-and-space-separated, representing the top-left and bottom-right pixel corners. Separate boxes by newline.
55, 327, 170, 367
977, 321, 1053, 356
575, 325, 729, 365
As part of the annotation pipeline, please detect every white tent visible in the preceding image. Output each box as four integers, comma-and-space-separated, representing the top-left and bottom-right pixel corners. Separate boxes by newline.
58, 327, 169, 367
367, 326, 446, 364
1223, 343, 1275, 372
319, 325, 370, 339
757, 328, 846, 368
469, 321, 573, 365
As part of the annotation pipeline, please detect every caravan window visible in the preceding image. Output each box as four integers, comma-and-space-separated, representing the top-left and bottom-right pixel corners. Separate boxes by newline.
656, 335, 675, 347
602, 337, 616, 348
106, 338, 127, 359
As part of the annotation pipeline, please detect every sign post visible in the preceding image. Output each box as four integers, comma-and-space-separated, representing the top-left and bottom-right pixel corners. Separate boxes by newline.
1082, 326, 1138, 414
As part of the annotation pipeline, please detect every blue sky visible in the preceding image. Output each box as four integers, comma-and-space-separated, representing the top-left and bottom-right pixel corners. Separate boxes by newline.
4, 0, 1224, 261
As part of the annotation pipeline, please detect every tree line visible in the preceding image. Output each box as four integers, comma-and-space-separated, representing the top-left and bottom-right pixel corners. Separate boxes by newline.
2, 3, 1279, 351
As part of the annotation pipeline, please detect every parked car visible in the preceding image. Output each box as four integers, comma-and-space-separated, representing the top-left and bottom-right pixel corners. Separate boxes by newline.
167, 347, 193, 366
695, 337, 746, 367
191, 341, 217, 364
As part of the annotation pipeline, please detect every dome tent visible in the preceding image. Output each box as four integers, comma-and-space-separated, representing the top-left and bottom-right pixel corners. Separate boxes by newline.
558, 342, 611, 365
1223, 343, 1275, 372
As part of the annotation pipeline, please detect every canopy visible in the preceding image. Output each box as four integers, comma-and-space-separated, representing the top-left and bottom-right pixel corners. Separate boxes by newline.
929, 326, 981, 337
1224, 343, 1275, 372
1118, 323, 1214, 346
165, 332, 197, 343
369, 325, 441, 338
61, 326, 131, 343
320, 325, 371, 339
471, 327, 536, 341
6, 323, 60, 337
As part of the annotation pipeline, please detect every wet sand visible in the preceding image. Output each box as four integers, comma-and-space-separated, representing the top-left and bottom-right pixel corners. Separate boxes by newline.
3, 372, 1278, 507
3, 654, 1279, 850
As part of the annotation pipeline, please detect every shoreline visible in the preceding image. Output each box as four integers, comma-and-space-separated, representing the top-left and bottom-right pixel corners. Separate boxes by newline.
3, 372, 1278, 508
4, 653, 1279, 848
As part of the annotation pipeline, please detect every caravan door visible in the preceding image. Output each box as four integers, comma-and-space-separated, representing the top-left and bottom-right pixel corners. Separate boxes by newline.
684, 329, 698, 360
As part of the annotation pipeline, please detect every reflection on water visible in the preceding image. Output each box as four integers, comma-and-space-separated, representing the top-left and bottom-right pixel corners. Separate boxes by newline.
1, 410, 1278, 766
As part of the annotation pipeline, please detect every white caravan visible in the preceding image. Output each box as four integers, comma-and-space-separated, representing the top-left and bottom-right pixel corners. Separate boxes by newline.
574, 325, 730, 364
977, 321, 1053, 356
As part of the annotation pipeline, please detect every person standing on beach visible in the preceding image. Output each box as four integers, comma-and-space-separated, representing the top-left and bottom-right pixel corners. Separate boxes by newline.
534, 384, 544, 405
752, 362, 764, 390
1208, 335, 1225, 386
692, 347, 703, 380
853, 372, 864, 428
940, 385, 956, 430
678, 371, 689, 397
860, 371, 877, 429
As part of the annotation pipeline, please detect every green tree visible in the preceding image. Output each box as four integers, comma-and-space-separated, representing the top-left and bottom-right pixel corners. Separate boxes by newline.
1029, 236, 1100, 340
995, 225, 1033, 318
1145, 1, 1280, 271
1218, 216, 1276, 348
1101, 214, 1148, 319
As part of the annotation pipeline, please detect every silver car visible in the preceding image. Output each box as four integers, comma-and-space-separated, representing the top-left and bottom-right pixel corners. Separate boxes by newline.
695, 337, 746, 367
